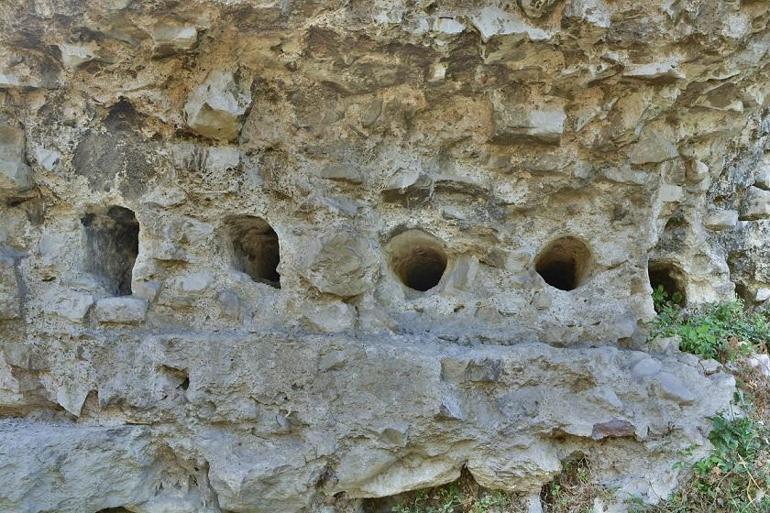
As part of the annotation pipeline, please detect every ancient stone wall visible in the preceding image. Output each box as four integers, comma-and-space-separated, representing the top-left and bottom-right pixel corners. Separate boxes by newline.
0, 1, 768, 512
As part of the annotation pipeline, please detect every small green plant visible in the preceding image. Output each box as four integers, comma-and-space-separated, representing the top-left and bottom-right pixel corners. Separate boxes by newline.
384, 474, 518, 513
541, 457, 604, 513
650, 290, 769, 361
633, 412, 770, 513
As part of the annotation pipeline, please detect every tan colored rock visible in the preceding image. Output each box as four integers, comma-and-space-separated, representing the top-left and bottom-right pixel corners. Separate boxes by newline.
0, 124, 33, 199
184, 71, 251, 142
150, 22, 198, 55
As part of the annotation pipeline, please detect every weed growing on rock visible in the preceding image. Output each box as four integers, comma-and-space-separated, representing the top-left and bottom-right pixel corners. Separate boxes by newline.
638, 295, 770, 513
633, 410, 770, 513
365, 471, 523, 513
540, 456, 612, 513
651, 288, 769, 360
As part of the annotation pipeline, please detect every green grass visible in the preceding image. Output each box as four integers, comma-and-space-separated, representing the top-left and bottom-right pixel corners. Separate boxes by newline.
642, 291, 770, 513
387, 479, 514, 513
650, 287, 769, 360
632, 409, 770, 513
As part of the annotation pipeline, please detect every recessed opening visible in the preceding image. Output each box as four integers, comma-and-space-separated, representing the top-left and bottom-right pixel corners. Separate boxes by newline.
81, 205, 139, 296
362, 468, 526, 513
648, 260, 686, 307
225, 215, 280, 288
388, 229, 448, 292
535, 236, 592, 291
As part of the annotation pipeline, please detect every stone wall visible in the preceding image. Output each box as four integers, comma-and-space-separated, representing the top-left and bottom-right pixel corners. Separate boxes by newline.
0, 1, 768, 512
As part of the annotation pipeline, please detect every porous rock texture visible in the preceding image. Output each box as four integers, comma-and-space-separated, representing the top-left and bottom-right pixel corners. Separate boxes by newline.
0, 1, 768, 512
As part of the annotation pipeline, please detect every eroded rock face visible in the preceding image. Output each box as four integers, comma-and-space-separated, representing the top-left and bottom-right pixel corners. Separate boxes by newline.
0, 0, 768, 512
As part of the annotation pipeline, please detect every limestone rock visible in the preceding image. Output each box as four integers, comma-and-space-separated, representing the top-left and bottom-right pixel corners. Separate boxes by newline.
184, 71, 251, 142
704, 210, 738, 230
0, 0, 768, 510
58, 44, 97, 69
47, 290, 95, 323
301, 228, 378, 298
0, 422, 163, 513
755, 156, 770, 189
740, 186, 770, 220
0, 253, 20, 320
628, 124, 679, 165
518, 0, 561, 19
490, 92, 566, 144
150, 22, 198, 55
0, 124, 33, 199
95, 297, 148, 324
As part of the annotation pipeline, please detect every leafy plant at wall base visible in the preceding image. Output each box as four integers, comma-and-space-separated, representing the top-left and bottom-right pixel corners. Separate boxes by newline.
650, 290, 769, 361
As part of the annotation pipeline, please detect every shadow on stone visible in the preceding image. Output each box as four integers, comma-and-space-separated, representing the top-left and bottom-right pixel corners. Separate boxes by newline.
388, 229, 448, 292
225, 215, 280, 288
535, 236, 592, 291
648, 260, 686, 306
82, 205, 139, 296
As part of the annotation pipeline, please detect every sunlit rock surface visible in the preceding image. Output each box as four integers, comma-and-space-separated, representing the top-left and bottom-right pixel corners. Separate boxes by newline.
0, 0, 768, 512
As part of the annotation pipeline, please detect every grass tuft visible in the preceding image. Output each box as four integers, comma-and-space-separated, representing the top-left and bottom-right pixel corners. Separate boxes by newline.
650, 287, 769, 360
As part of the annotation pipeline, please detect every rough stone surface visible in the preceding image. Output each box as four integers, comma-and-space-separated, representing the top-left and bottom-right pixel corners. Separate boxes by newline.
0, 0, 769, 512
740, 186, 770, 220
94, 297, 148, 324
0, 123, 33, 199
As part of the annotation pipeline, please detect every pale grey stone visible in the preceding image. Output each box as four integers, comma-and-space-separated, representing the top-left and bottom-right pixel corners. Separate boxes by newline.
740, 186, 770, 220
564, 0, 610, 28
217, 288, 240, 319
301, 228, 377, 298
0, 422, 163, 513
133, 280, 162, 302
0, 253, 20, 320
33, 147, 60, 171
755, 156, 770, 189
628, 125, 679, 165
95, 297, 148, 324
469, 6, 551, 42
58, 44, 97, 69
747, 354, 770, 378
317, 164, 363, 184
490, 91, 566, 144
47, 290, 95, 323
631, 358, 662, 379
0, 123, 33, 198
686, 159, 710, 183
704, 210, 739, 230
654, 372, 695, 405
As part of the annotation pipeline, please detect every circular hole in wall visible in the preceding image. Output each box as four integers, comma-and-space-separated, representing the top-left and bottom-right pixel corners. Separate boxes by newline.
535, 236, 592, 291
648, 260, 686, 307
225, 215, 280, 288
388, 230, 448, 292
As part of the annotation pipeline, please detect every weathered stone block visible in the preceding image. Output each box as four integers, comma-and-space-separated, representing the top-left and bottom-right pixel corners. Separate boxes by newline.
184, 71, 251, 142
151, 21, 198, 55
490, 92, 566, 144
47, 291, 95, 323
0, 123, 33, 199
0, 253, 20, 320
704, 209, 738, 230
95, 297, 148, 324
740, 186, 770, 220
301, 228, 378, 298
